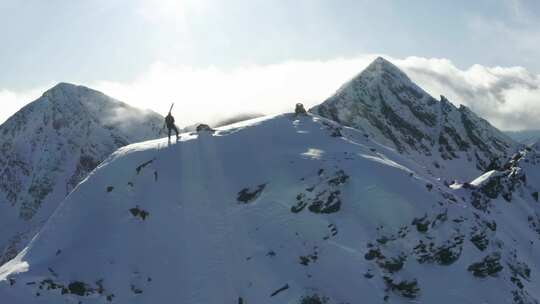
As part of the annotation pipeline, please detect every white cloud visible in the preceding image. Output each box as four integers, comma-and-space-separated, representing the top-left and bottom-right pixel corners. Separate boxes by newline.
92, 56, 378, 126
0, 86, 49, 123
2, 55, 540, 131
397, 56, 540, 130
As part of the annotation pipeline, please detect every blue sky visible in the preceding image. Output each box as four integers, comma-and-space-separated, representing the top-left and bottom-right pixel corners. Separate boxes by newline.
1, 0, 540, 130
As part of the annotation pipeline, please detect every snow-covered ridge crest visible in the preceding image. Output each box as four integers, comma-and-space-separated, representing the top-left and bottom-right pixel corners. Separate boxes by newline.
1, 113, 539, 304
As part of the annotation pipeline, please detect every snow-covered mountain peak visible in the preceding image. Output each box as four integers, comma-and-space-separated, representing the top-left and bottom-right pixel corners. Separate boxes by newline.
310, 58, 517, 181
366, 56, 398, 72
30, 82, 161, 142
41, 83, 102, 107
362, 56, 410, 81
0, 83, 164, 219
44, 82, 86, 94
0, 84, 165, 265
41, 82, 136, 113
337, 57, 424, 100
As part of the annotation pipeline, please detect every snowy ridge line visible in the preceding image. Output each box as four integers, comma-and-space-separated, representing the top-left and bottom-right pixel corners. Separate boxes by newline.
1, 113, 537, 303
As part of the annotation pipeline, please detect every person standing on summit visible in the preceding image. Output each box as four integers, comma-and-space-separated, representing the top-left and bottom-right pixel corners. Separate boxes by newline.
164, 104, 180, 142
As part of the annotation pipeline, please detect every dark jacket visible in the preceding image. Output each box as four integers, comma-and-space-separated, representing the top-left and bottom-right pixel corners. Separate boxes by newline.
165, 114, 175, 127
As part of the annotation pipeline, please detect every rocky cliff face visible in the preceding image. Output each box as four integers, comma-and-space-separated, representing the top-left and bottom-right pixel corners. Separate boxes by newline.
310, 57, 517, 181
0, 83, 164, 264
465, 144, 540, 212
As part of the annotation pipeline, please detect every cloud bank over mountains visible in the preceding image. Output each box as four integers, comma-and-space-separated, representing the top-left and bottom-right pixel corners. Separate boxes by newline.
398, 56, 540, 131
1, 55, 539, 131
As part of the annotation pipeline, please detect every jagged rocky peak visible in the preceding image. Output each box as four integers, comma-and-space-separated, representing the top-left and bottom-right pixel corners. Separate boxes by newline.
440, 95, 450, 103
360, 56, 411, 82
334, 56, 436, 108
310, 57, 517, 180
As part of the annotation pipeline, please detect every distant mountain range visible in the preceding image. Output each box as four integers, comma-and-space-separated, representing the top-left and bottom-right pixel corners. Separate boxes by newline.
505, 129, 540, 146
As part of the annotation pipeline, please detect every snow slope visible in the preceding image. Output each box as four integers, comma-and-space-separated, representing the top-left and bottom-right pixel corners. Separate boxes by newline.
310, 57, 517, 181
0, 113, 538, 304
0, 83, 164, 265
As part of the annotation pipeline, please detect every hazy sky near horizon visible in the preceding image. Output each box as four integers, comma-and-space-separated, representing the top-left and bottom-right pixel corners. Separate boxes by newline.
1, 0, 540, 130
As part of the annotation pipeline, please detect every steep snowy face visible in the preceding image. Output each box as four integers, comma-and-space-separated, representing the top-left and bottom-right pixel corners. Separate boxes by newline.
310, 57, 516, 180
0, 83, 163, 263
1, 114, 539, 304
